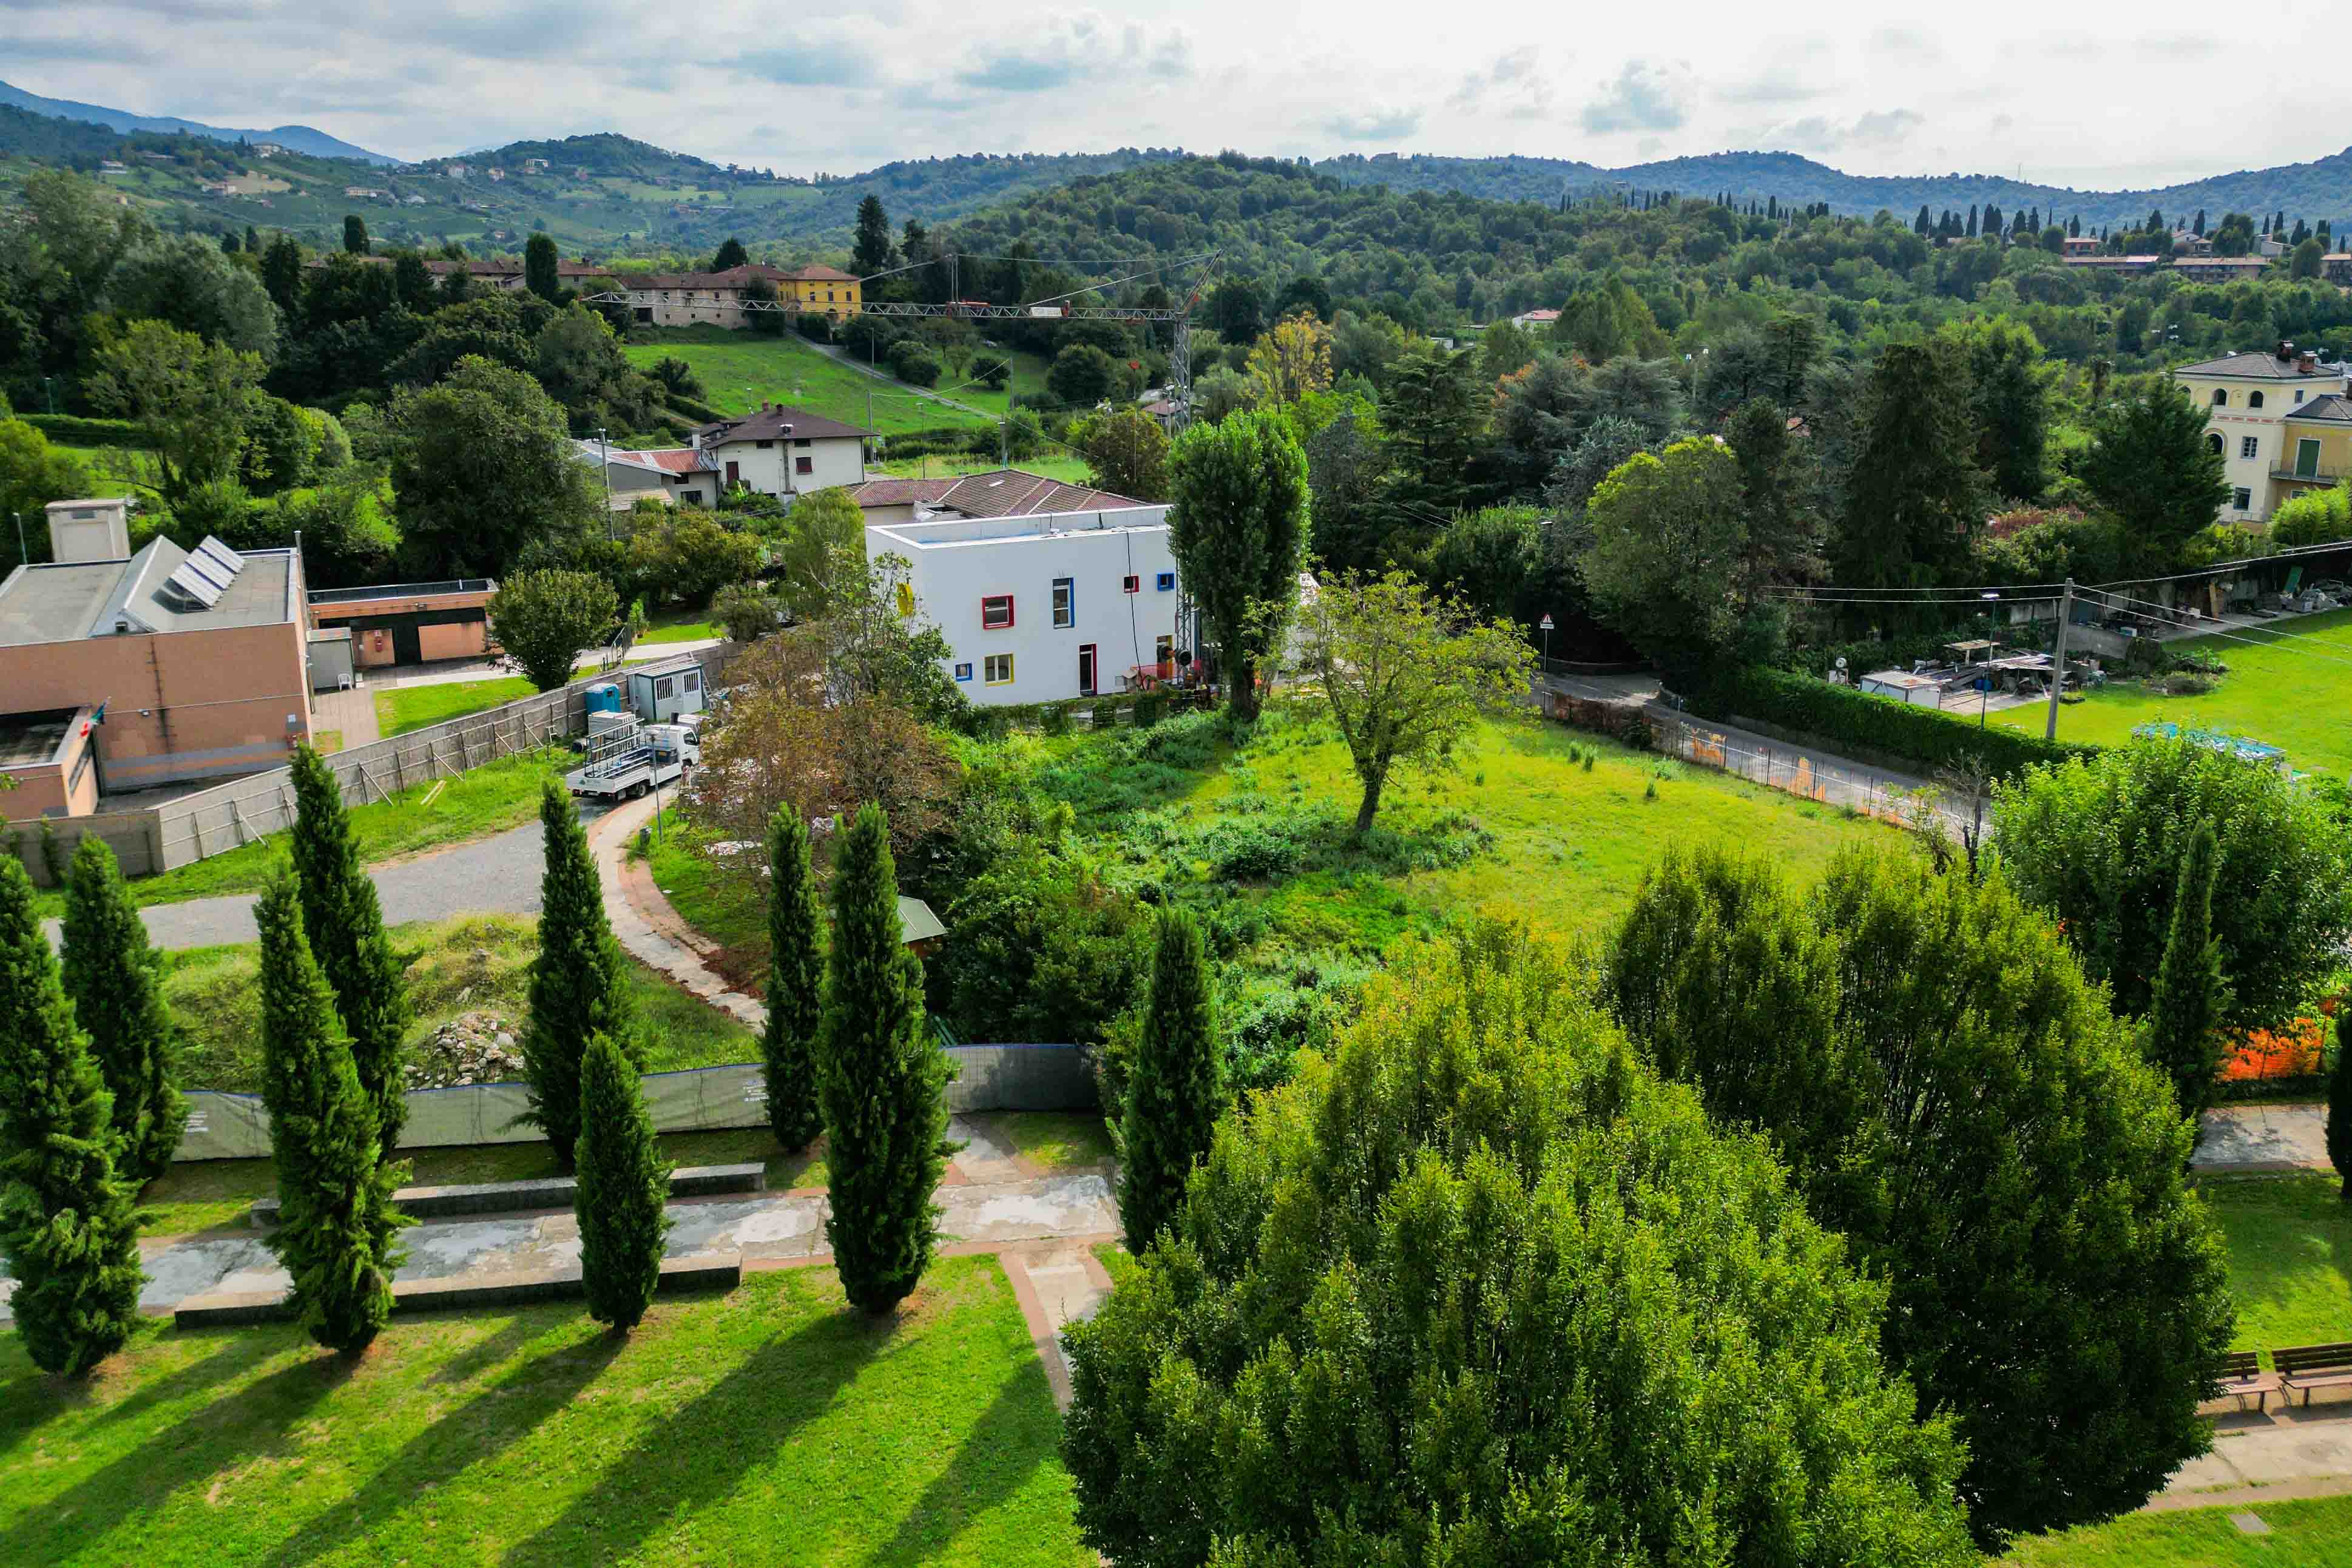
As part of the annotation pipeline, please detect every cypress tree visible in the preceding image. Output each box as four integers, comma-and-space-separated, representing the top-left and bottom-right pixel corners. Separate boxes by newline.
2330, 1010, 2352, 1201
575, 1032, 670, 1330
255, 865, 407, 1354
518, 780, 638, 1166
760, 807, 825, 1151
59, 835, 187, 1183
815, 803, 950, 1315
1118, 908, 1223, 1254
0, 855, 144, 1376
289, 746, 410, 1149
2143, 822, 2229, 1126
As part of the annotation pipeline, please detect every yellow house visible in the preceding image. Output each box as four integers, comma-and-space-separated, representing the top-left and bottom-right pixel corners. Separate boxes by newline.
613, 263, 862, 328
2272, 394, 2352, 512
773, 265, 861, 318
2170, 343, 2350, 523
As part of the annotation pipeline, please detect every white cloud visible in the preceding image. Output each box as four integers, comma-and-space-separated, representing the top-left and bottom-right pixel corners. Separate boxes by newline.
1580, 60, 1690, 135
1325, 107, 1423, 141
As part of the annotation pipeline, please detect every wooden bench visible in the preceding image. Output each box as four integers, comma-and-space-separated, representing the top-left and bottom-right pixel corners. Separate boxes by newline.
2217, 1350, 2277, 1412
2273, 1342, 2352, 1407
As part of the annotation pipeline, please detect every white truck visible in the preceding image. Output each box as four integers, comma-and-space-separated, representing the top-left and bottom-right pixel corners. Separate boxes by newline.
564, 721, 698, 800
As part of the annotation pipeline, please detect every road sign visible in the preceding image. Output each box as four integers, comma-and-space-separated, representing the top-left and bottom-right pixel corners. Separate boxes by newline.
1538, 613, 1555, 630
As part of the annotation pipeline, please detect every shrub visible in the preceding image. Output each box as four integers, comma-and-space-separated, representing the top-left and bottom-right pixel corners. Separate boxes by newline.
1676, 661, 2100, 776
1117, 910, 1220, 1252
887, 340, 941, 388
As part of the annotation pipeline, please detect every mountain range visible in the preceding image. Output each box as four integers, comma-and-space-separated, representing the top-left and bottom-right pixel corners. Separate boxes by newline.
0, 78, 393, 164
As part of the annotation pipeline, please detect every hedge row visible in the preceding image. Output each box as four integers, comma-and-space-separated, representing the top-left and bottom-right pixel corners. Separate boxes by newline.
20, 413, 144, 447
662, 392, 723, 425
1677, 663, 2101, 777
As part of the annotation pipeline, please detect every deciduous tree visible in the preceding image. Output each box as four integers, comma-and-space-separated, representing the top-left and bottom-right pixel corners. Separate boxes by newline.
1078, 407, 1171, 501
815, 803, 950, 1314
574, 1032, 669, 1330
86, 320, 263, 502
0, 855, 145, 1376
1244, 311, 1334, 405
1062, 919, 1978, 1566
1117, 909, 1220, 1252
59, 835, 186, 1183
288, 745, 409, 1149
760, 808, 825, 1151
254, 865, 407, 1355
1603, 846, 2235, 1537
1580, 435, 1749, 662
488, 569, 619, 691
387, 355, 602, 578
1166, 408, 1309, 720
518, 781, 640, 1165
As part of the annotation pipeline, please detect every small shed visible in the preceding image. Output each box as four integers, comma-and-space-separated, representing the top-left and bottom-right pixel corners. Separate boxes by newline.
305, 626, 354, 692
1859, 669, 1942, 706
624, 656, 708, 723
897, 896, 947, 957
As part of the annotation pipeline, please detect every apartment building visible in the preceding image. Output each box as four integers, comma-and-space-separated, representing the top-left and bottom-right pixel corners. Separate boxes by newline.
2173, 343, 2352, 522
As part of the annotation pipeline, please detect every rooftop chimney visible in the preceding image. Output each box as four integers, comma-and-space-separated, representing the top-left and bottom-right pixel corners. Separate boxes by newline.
2278, 340, 2297, 361
2300, 351, 2319, 374
46, 498, 131, 564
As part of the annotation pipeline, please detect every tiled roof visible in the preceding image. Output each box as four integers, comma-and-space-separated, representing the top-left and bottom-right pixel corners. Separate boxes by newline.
575, 441, 716, 475
2288, 394, 2352, 423
2171, 351, 2339, 380
843, 468, 1147, 518
617, 263, 860, 291
693, 405, 872, 444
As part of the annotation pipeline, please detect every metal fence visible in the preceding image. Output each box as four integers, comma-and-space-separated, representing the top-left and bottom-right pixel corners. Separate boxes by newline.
3, 663, 708, 887
1649, 715, 1967, 833
173, 1044, 1095, 1163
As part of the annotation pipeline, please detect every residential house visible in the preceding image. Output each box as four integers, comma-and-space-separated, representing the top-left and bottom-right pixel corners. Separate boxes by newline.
845, 469, 1144, 527
2064, 253, 2163, 274
2172, 343, 2352, 522
2322, 253, 2352, 284
344, 186, 389, 199
2175, 257, 2272, 284
522, 157, 550, 174
253, 142, 282, 158
487, 167, 505, 181
2271, 394, 2352, 509
1510, 308, 1561, 329
0, 499, 313, 802
575, 404, 872, 507
2172, 231, 2215, 257
609, 263, 862, 327
444, 162, 470, 179
865, 505, 1186, 705
98, 158, 127, 174
2061, 235, 2100, 257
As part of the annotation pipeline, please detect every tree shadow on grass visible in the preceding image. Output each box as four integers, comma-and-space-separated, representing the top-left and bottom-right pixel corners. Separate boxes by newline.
0, 1341, 357, 1564
854, 1354, 1065, 1568
425, 1315, 546, 1387
262, 1325, 624, 1566
497, 1307, 890, 1567
86, 1328, 287, 1433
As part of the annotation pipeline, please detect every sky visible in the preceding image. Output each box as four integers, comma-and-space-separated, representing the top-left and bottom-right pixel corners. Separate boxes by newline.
7, 1, 2345, 190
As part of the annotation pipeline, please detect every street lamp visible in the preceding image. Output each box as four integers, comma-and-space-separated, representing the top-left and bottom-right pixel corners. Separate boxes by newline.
1978, 590, 2001, 728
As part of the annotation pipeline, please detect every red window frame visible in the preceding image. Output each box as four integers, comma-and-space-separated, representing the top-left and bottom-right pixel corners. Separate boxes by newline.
981, 593, 1015, 629
1122, 573, 1141, 594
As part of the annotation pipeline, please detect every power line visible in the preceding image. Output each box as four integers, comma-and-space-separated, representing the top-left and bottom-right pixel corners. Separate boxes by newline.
2078, 587, 2352, 669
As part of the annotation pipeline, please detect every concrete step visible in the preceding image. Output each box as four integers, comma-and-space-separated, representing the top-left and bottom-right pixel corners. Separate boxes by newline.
247, 1161, 766, 1226
172, 1249, 743, 1330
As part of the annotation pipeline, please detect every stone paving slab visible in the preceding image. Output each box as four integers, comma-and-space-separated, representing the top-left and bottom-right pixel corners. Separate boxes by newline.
0, 1174, 1119, 1323
2197, 1104, 2331, 1171
2162, 1404, 2352, 1503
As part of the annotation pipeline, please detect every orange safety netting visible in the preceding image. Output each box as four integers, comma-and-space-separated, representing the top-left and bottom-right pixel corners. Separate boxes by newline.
2220, 1014, 2330, 1081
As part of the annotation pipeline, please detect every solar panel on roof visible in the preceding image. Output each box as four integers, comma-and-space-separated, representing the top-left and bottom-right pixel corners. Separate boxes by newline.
195, 536, 246, 574
163, 562, 224, 610
183, 552, 234, 591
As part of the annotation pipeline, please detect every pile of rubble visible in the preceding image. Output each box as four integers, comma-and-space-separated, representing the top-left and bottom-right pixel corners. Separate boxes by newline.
404, 1010, 526, 1088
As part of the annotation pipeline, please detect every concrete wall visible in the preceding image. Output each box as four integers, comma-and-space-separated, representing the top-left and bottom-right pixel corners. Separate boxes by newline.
709, 434, 863, 497
1, 619, 314, 792
872, 509, 1184, 706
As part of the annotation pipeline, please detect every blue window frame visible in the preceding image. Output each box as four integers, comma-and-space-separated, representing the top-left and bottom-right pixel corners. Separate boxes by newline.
1155, 571, 1175, 592
953, 661, 973, 682
1052, 577, 1075, 628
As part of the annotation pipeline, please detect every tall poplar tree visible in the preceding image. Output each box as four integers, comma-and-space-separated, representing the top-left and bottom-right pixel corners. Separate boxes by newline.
1166, 408, 1309, 720
255, 865, 406, 1354
0, 856, 144, 1376
815, 803, 950, 1314
575, 1032, 670, 1330
518, 781, 638, 1165
760, 807, 825, 1151
1118, 909, 1222, 1253
288, 746, 409, 1151
2143, 822, 2229, 1126
59, 834, 187, 1182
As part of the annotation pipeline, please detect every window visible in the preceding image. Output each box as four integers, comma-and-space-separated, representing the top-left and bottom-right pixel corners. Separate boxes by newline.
2212, 388, 2228, 405
1122, 573, 1141, 594
1155, 570, 1175, 591
683, 671, 700, 692
796, 456, 813, 475
653, 676, 675, 700
984, 653, 1013, 684
2234, 487, 2253, 510
2207, 433, 2225, 455
794, 438, 812, 448
2296, 388, 2308, 402
2241, 436, 2260, 459
1052, 576, 1075, 627
981, 594, 1015, 629
755, 439, 774, 448
953, 661, 974, 682
2249, 391, 2266, 409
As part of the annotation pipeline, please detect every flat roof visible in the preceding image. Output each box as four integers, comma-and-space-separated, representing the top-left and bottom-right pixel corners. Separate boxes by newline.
0, 708, 80, 769
0, 539, 296, 647
867, 505, 1171, 552
1861, 669, 1941, 689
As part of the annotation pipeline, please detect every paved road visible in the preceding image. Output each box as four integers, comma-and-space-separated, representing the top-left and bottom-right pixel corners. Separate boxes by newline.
2197, 1103, 2331, 1171
44, 814, 574, 953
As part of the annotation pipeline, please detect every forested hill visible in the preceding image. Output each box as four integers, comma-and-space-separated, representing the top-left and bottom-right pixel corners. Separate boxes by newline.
1317, 147, 2352, 235
0, 78, 390, 163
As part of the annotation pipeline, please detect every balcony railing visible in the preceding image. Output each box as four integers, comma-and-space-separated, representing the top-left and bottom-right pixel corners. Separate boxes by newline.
2271, 466, 2347, 485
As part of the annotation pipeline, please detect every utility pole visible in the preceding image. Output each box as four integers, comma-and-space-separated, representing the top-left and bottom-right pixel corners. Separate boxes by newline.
2044, 578, 2074, 741
597, 427, 613, 537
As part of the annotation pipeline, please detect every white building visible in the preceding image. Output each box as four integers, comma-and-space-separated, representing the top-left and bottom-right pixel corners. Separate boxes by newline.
865, 507, 1185, 705
572, 404, 870, 509
2171, 345, 2352, 523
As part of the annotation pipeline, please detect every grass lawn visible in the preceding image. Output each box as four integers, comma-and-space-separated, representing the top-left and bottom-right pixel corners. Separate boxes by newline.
0, 1255, 1091, 1566
1990, 609, 2352, 777
2197, 1172, 2352, 1362
623, 326, 995, 438
2001, 1493, 2352, 1565
136, 1126, 825, 1237
640, 609, 717, 643
374, 675, 539, 737
992, 1111, 1114, 1171
162, 913, 757, 1097
643, 807, 767, 959
33, 747, 569, 919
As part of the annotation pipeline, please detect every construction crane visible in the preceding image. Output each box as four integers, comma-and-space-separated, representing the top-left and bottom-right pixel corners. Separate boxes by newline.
584, 249, 1216, 426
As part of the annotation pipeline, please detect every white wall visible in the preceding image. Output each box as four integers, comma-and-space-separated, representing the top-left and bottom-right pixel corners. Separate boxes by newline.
708, 434, 864, 498
869, 508, 1183, 705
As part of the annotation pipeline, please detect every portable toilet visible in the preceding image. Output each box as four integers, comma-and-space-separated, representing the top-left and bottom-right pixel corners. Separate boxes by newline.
581, 680, 635, 742
625, 656, 708, 723
583, 683, 624, 718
